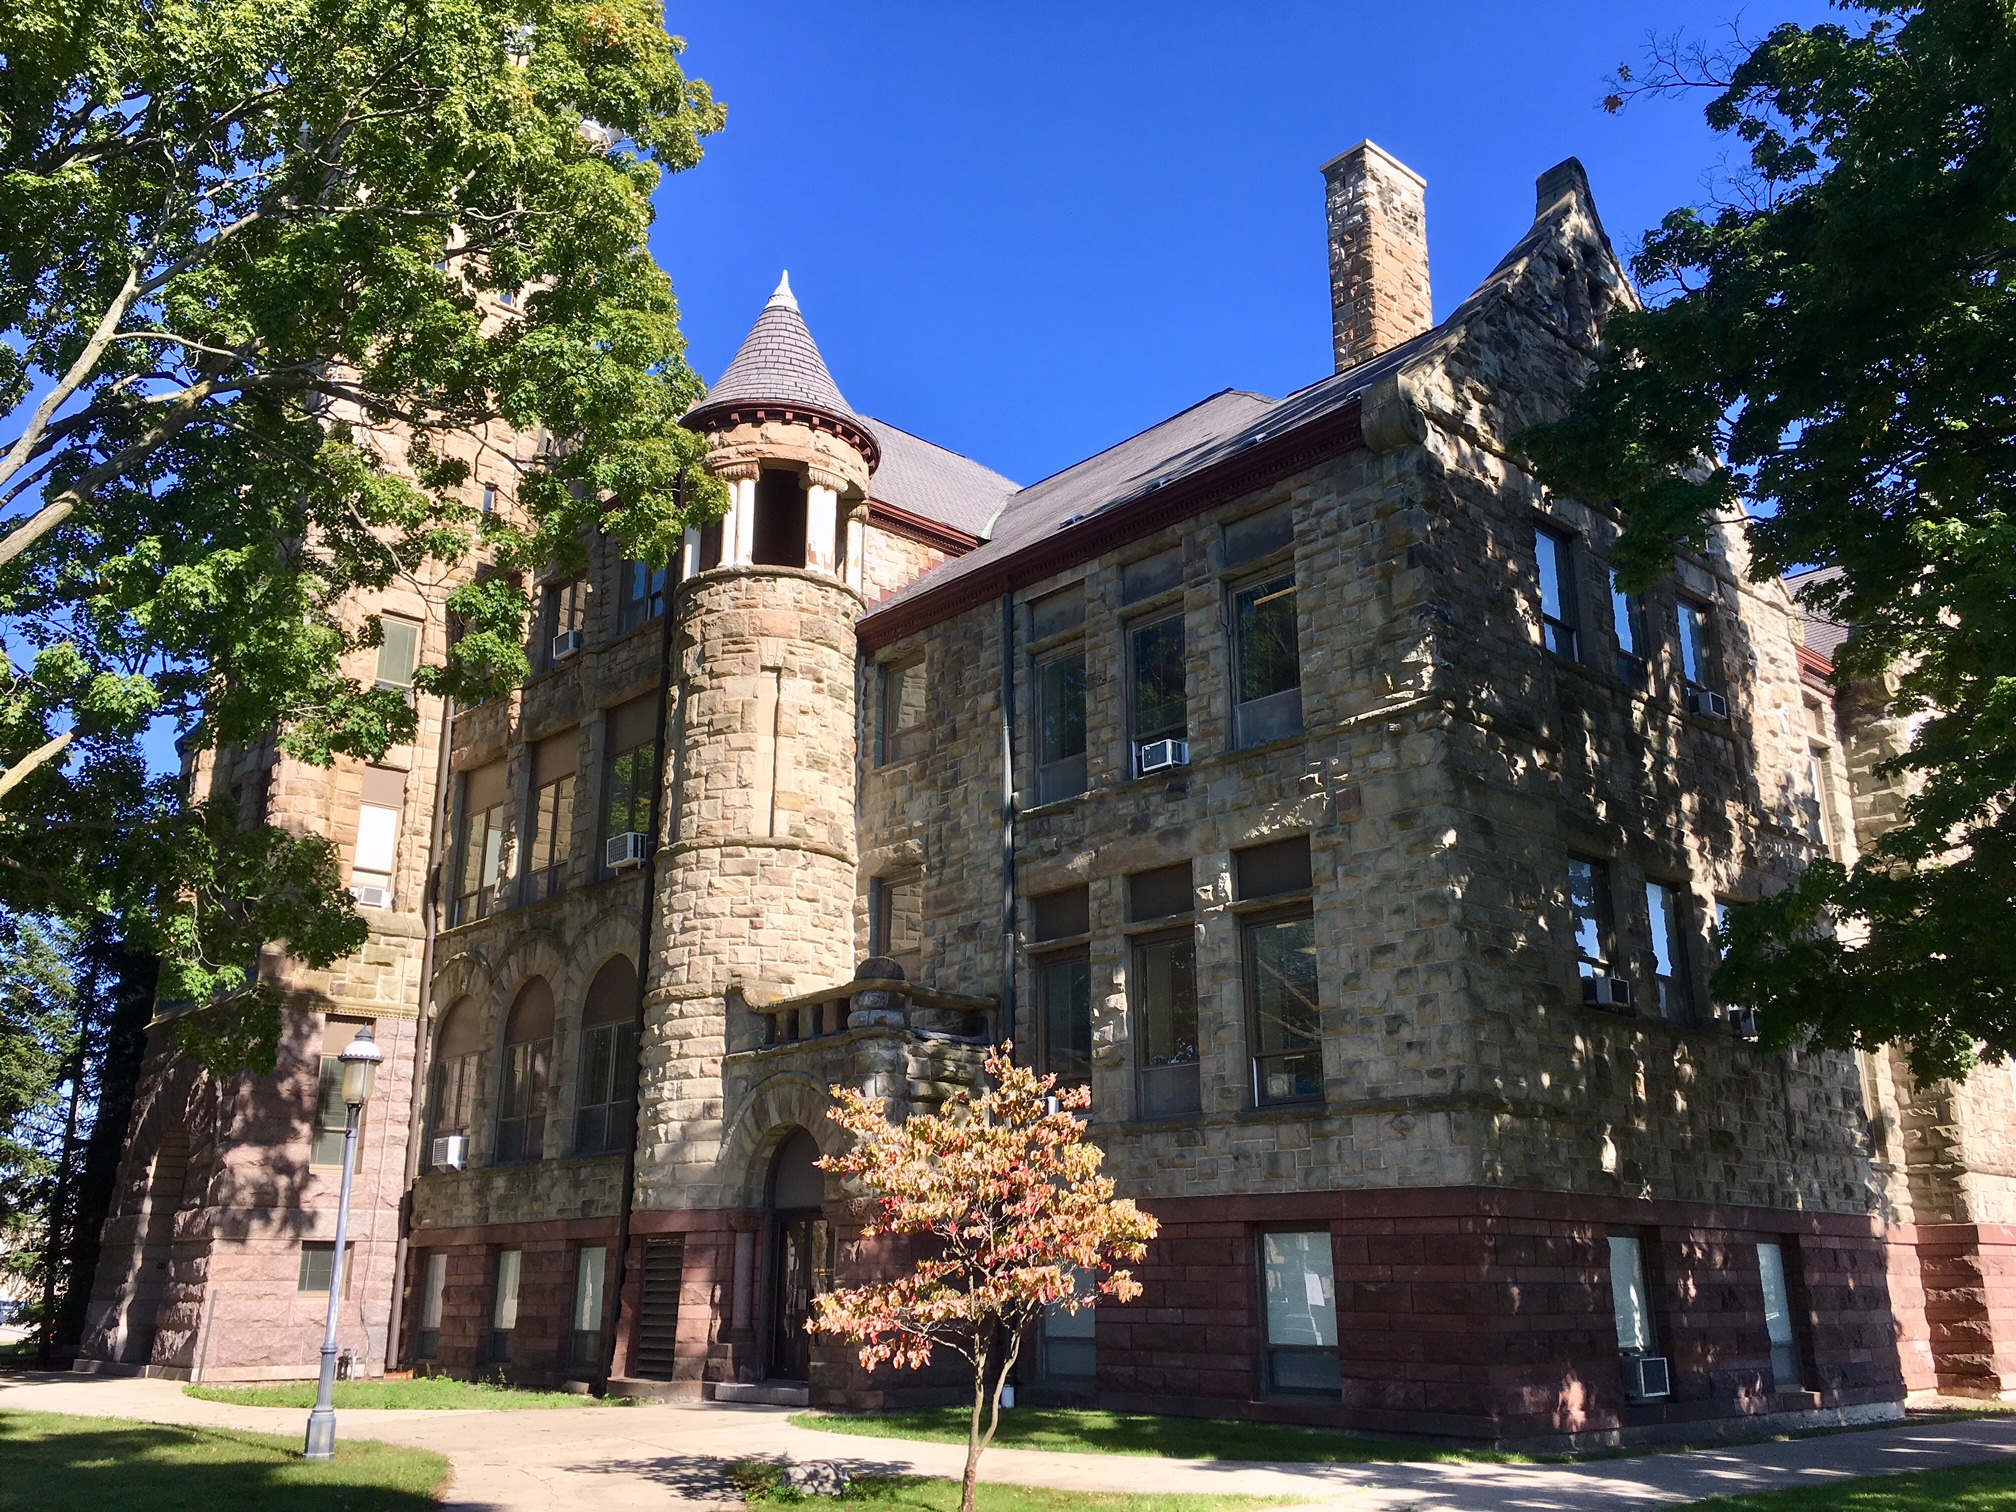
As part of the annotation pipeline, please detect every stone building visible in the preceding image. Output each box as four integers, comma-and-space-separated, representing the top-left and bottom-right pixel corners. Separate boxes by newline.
78, 140, 2009, 1444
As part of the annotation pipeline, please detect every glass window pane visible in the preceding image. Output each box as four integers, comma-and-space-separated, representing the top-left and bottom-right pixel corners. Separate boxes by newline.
1040, 956, 1092, 1085
420, 1251, 447, 1330
1130, 617, 1186, 743
313, 1058, 348, 1165
494, 1250, 522, 1330
1537, 534, 1567, 623
1250, 915, 1318, 1054
1608, 1235, 1652, 1353
1127, 863, 1193, 922
1039, 652, 1087, 765
376, 618, 420, 686
1680, 602, 1710, 685
1261, 1231, 1337, 1348
1120, 547, 1183, 604
1235, 575, 1300, 704
1569, 858, 1608, 973
1757, 1242, 1794, 1346
1612, 580, 1641, 655
1224, 504, 1293, 566
574, 1246, 608, 1332
1136, 936, 1199, 1067
355, 804, 399, 876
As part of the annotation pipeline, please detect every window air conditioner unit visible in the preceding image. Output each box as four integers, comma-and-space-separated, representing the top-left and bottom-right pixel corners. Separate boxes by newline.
1138, 738, 1190, 774
1583, 975, 1634, 1009
351, 884, 391, 909
1728, 1005, 1762, 1042
1621, 1353, 1672, 1400
604, 832, 648, 870
430, 1135, 468, 1171
1687, 687, 1730, 719
551, 629, 583, 661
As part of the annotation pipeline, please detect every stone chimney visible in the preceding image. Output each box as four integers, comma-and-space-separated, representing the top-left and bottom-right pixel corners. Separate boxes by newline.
1322, 141, 1433, 372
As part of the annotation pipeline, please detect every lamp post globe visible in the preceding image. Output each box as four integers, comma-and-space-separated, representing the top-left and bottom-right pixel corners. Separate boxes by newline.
303, 1026, 382, 1460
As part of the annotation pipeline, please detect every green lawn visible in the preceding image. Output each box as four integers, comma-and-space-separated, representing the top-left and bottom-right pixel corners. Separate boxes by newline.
186, 1377, 624, 1410
1688, 1460, 2016, 1508
733, 1462, 1297, 1512
788, 1407, 1521, 1465
0, 1410, 449, 1509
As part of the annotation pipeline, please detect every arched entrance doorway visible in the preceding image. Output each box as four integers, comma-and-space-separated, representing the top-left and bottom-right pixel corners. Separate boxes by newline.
766, 1128, 830, 1382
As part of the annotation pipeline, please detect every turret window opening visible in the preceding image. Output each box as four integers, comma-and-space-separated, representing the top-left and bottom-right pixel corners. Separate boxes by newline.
751, 468, 807, 568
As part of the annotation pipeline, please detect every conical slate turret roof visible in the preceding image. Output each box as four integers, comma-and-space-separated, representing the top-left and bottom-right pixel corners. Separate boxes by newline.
689, 272, 853, 419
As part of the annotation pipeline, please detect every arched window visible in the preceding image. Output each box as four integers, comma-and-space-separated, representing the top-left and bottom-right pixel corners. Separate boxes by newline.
574, 958, 639, 1156
426, 998, 482, 1167
497, 979, 554, 1162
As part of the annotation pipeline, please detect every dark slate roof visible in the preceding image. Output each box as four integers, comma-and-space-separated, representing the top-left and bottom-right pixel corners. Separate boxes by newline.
859, 331, 1433, 625
694, 272, 853, 418
860, 418, 1018, 538
1785, 565, 1851, 660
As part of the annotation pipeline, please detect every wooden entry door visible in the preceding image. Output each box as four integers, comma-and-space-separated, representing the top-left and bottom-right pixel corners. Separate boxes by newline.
769, 1212, 830, 1382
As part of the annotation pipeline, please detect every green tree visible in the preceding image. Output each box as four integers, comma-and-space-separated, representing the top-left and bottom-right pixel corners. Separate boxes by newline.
0, 0, 724, 1063
1521, 0, 2016, 1078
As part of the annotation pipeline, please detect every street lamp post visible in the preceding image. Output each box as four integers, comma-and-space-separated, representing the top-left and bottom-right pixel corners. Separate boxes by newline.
304, 1025, 383, 1461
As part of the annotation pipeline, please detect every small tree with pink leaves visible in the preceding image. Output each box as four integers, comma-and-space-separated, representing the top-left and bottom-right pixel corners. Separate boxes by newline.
809, 1047, 1159, 1512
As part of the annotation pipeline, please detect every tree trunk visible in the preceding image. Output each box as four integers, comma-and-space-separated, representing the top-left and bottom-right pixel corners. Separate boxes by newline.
962, 1335, 992, 1512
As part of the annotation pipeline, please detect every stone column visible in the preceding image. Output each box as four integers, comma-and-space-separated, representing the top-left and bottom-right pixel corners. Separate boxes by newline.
805, 468, 843, 576
844, 508, 865, 594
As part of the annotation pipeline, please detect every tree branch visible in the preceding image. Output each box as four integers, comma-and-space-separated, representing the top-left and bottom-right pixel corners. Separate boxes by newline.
0, 732, 75, 805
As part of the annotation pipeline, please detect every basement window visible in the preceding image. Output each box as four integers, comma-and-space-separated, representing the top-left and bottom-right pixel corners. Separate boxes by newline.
1259, 1230, 1338, 1395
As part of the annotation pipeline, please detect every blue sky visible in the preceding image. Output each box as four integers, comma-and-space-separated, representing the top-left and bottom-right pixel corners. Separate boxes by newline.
654, 1, 1832, 488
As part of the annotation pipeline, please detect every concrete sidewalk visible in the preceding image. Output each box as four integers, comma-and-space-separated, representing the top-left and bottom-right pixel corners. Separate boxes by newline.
4, 1373, 2016, 1510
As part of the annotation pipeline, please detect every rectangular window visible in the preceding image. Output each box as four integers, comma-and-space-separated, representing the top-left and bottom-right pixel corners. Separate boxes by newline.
481, 483, 498, 514
525, 733, 578, 904
491, 1249, 522, 1361
415, 1250, 446, 1360
1808, 746, 1841, 857
1037, 954, 1092, 1092
298, 1241, 355, 1296
1260, 1230, 1338, 1394
1128, 615, 1186, 774
1030, 885, 1090, 942
1232, 573, 1302, 748
430, 1051, 477, 1146
1247, 910, 1320, 1105
601, 697, 659, 868
1536, 526, 1580, 661
571, 1245, 608, 1367
1678, 599, 1716, 694
1645, 880, 1691, 1023
312, 1057, 352, 1166
1608, 1233, 1655, 1355
1757, 1240, 1805, 1390
1223, 503, 1293, 568
1036, 648, 1088, 803
1235, 837, 1312, 901
1134, 932, 1199, 1118
541, 579, 587, 667
1127, 863, 1193, 923
573, 1020, 638, 1156
375, 615, 421, 691
351, 766, 405, 904
1569, 857, 1625, 1006
1039, 1273, 1097, 1381
869, 875, 924, 983
1029, 583, 1086, 641
454, 763, 509, 926
879, 657, 928, 765
1120, 546, 1183, 604
619, 559, 668, 632
1612, 577, 1648, 686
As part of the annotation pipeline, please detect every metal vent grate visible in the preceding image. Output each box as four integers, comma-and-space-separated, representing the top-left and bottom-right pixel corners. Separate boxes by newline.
631, 1237, 685, 1380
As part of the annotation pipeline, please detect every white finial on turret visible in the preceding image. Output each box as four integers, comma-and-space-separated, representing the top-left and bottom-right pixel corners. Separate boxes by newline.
766, 271, 799, 312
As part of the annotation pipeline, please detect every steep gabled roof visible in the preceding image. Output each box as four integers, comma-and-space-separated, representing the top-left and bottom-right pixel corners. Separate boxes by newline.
1785, 565, 1851, 661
